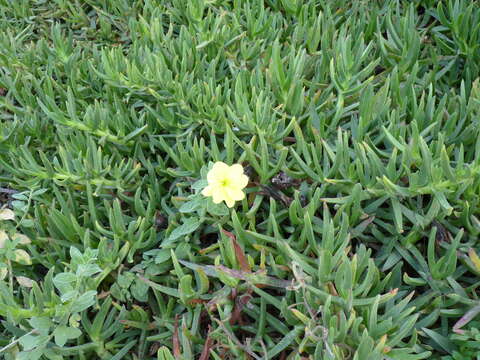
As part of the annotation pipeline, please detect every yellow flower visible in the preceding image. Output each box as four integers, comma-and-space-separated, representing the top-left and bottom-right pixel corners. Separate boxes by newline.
201, 162, 249, 208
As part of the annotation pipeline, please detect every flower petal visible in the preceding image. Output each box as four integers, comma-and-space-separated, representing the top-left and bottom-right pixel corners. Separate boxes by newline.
230, 164, 244, 177
211, 188, 225, 204
208, 162, 229, 183
225, 197, 235, 208
202, 185, 213, 196
227, 187, 245, 201
231, 174, 249, 189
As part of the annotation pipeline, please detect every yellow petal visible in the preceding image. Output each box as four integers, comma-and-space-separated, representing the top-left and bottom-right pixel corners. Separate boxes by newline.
208, 162, 229, 183
230, 164, 244, 177
225, 197, 235, 208
226, 187, 245, 201
231, 174, 249, 189
202, 185, 213, 196
212, 188, 225, 204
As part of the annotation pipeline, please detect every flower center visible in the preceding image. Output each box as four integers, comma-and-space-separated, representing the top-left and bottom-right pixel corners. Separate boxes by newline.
220, 178, 230, 187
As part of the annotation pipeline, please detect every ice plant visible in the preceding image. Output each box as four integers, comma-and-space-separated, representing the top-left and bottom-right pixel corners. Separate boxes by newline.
201, 162, 249, 208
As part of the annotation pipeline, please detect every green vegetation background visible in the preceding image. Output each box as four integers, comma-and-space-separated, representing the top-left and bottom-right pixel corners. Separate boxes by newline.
1, 0, 480, 359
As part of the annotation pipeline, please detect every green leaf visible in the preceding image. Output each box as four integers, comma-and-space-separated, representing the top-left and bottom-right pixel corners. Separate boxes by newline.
386, 349, 432, 360
421, 327, 456, 354
42, 348, 65, 360
110, 340, 137, 360
154, 249, 172, 264
192, 179, 208, 190
28, 317, 52, 335
206, 199, 229, 216
53, 272, 77, 293
69, 246, 84, 264
61, 290, 79, 303
71, 290, 97, 312
179, 196, 203, 213
17, 348, 44, 360
53, 325, 82, 347
19, 334, 49, 351
117, 272, 135, 288
20, 219, 35, 228
157, 346, 175, 360
76, 263, 102, 277
267, 326, 303, 359
139, 276, 179, 298
163, 217, 201, 245
131, 278, 149, 302
124, 124, 148, 142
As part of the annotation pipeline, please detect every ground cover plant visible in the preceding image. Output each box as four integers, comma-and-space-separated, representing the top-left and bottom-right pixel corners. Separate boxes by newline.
1, 0, 480, 358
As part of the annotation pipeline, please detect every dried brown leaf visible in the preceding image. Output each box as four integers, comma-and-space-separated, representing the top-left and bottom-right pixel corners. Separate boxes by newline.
173, 315, 181, 358
222, 229, 250, 272
258, 185, 292, 206
199, 325, 214, 360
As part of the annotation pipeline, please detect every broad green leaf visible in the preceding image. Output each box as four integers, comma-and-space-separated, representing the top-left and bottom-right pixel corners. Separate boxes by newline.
71, 290, 97, 312
179, 196, 203, 213
53, 325, 82, 347
192, 179, 208, 190
19, 334, 48, 351
76, 263, 102, 278
206, 199, 229, 216
28, 317, 52, 335
53, 273, 77, 292
164, 217, 201, 245
154, 249, 172, 264
131, 278, 149, 302
17, 348, 44, 360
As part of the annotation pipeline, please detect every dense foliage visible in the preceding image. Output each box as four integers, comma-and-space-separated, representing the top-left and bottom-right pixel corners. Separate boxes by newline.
1, 0, 480, 359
